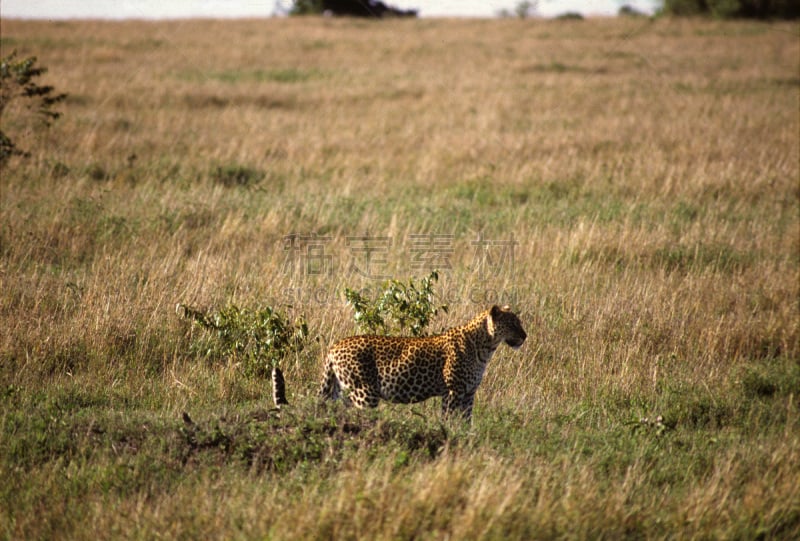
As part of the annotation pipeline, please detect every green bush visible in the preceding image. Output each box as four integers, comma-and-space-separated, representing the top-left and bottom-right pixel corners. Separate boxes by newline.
178, 303, 308, 376
0, 51, 66, 166
344, 271, 448, 337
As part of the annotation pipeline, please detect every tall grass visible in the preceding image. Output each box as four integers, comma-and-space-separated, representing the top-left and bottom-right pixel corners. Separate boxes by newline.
1, 16, 798, 539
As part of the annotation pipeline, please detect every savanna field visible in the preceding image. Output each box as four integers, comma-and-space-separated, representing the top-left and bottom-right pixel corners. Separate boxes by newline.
1, 15, 799, 539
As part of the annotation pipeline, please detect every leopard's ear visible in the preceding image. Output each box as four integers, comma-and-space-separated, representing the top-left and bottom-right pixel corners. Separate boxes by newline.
490, 305, 512, 317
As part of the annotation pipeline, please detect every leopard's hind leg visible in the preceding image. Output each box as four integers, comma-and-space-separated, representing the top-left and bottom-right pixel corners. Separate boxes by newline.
319, 353, 380, 408
319, 355, 342, 401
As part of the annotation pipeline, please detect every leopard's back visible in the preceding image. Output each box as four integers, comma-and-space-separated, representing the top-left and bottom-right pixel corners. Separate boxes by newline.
323, 335, 449, 405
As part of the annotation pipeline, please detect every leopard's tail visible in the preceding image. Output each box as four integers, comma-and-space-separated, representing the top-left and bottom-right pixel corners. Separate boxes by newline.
271, 360, 336, 408
319, 355, 341, 400
271, 367, 288, 408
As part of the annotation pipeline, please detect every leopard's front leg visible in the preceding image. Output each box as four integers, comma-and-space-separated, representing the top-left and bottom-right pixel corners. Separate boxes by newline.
442, 390, 475, 421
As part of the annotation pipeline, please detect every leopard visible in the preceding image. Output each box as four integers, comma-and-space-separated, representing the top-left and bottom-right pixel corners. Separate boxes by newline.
319, 305, 526, 420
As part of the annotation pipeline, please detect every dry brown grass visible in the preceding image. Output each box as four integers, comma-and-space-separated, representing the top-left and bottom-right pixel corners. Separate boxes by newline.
1, 15, 799, 540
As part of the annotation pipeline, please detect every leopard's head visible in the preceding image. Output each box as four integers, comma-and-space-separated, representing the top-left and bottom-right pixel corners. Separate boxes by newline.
488, 305, 527, 350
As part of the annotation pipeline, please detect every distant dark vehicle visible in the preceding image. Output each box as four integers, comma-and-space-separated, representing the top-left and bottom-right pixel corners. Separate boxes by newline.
291, 0, 417, 17
322, 0, 417, 18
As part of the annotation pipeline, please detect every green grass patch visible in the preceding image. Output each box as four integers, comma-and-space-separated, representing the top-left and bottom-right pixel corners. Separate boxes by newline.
3, 361, 798, 539
649, 242, 754, 273
176, 68, 324, 84
209, 164, 265, 188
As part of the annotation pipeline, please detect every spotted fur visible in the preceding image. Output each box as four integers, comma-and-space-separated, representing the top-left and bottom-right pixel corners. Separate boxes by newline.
319, 305, 526, 420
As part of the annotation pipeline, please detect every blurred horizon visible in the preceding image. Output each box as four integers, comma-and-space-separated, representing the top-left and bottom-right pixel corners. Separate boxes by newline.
1, 0, 659, 20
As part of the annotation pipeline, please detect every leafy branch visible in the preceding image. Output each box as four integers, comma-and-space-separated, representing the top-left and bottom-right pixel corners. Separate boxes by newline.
344, 271, 448, 337
177, 303, 309, 377
1, 51, 67, 166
